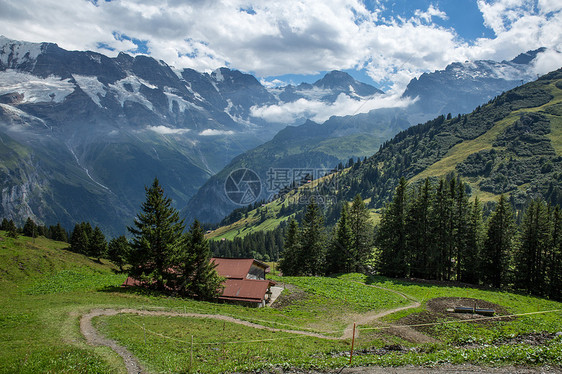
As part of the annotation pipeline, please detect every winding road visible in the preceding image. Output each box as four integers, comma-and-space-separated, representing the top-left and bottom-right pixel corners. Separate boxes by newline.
80, 283, 428, 374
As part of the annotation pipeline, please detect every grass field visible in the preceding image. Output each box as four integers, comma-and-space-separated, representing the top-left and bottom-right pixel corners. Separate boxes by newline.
1, 231, 561, 373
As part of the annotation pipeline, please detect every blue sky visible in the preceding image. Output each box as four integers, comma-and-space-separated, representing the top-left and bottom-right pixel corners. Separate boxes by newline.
0, 0, 560, 92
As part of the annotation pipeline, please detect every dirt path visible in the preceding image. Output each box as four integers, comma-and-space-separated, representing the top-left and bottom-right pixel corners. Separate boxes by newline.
80, 283, 431, 373
343, 282, 437, 343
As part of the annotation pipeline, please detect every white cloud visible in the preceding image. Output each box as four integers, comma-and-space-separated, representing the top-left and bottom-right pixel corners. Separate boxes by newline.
147, 125, 190, 135
251, 93, 414, 123
199, 129, 234, 136
0, 0, 560, 95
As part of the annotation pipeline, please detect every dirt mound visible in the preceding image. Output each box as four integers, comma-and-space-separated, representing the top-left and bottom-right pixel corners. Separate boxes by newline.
398, 297, 512, 336
270, 285, 309, 310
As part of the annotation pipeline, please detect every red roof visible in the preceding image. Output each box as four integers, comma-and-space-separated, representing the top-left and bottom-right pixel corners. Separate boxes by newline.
219, 279, 275, 303
211, 257, 268, 279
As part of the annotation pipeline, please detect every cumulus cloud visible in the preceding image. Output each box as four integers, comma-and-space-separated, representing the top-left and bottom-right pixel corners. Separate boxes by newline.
147, 125, 190, 135
199, 129, 235, 136
0, 0, 560, 94
251, 93, 414, 124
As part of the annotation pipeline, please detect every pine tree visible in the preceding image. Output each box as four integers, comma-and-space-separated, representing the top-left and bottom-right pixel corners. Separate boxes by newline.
514, 199, 551, 295
547, 206, 562, 300
107, 236, 130, 272
128, 177, 185, 291
482, 195, 515, 288
463, 197, 484, 284
279, 219, 301, 276
0, 218, 9, 231
428, 179, 452, 280
51, 223, 68, 242
23, 217, 38, 238
178, 220, 223, 300
406, 179, 432, 278
70, 224, 89, 254
348, 194, 374, 272
326, 202, 354, 274
299, 199, 326, 276
453, 180, 471, 281
6, 220, 18, 239
377, 177, 408, 277
89, 226, 107, 262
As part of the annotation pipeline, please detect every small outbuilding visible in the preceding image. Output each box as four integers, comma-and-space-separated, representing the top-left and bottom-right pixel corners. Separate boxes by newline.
211, 258, 275, 307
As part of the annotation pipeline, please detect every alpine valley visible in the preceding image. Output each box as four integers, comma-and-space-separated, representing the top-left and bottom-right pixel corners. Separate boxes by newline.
0, 36, 548, 233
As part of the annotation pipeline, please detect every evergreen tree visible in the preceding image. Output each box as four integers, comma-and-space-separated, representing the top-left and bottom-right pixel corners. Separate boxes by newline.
514, 199, 551, 295
177, 220, 223, 300
0, 218, 9, 231
453, 180, 471, 281
406, 179, 432, 278
463, 197, 484, 284
547, 206, 562, 300
326, 202, 354, 274
128, 178, 185, 291
428, 179, 452, 280
377, 177, 408, 277
107, 236, 130, 272
89, 226, 107, 262
348, 194, 374, 272
51, 223, 68, 242
299, 199, 326, 276
482, 195, 515, 288
279, 219, 301, 276
70, 223, 89, 254
6, 220, 18, 239
23, 217, 38, 238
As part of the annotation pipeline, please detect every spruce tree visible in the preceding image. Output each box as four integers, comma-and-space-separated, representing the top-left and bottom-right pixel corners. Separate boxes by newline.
107, 236, 130, 272
0, 218, 9, 231
348, 194, 374, 272
89, 226, 107, 262
299, 199, 326, 276
428, 179, 452, 280
482, 195, 515, 288
52, 223, 68, 242
464, 197, 484, 284
514, 199, 551, 295
326, 202, 354, 274
547, 206, 562, 300
453, 180, 471, 281
70, 224, 89, 253
178, 220, 223, 300
6, 220, 18, 239
128, 177, 184, 291
406, 179, 432, 278
23, 217, 38, 238
279, 219, 301, 276
376, 177, 408, 277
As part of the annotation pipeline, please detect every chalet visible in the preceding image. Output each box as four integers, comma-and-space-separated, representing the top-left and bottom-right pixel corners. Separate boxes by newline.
122, 257, 275, 307
211, 258, 276, 307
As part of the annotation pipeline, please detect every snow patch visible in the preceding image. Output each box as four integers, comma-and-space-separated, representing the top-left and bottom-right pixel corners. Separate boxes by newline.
0, 36, 45, 68
0, 70, 74, 103
108, 76, 154, 110
163, 87, 203, 113
199, 129, 234, 136
73, 75, 107, 107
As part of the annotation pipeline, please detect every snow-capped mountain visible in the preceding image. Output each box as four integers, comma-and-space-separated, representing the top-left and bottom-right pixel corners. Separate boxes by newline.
402, 48, 544, 123
0, 36, 382, 233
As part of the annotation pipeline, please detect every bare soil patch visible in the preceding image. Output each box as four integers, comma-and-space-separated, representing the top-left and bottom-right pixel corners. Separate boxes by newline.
396, 297, 512, 339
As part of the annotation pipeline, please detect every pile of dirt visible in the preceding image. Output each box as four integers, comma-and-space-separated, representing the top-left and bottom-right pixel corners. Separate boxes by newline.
270, 285, 309, 310
397, 297, 512, 335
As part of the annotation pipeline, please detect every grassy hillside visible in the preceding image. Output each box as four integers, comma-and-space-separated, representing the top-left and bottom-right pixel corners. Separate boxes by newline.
0, 231, 561, 372
210, 69, 562, 240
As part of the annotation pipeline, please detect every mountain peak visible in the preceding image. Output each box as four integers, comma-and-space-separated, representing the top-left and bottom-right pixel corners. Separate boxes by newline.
313, 70, 383, 96
510, 47, 546, 65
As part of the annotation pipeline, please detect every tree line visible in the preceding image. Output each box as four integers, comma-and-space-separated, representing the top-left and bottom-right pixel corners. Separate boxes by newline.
279, 194, 374, 276
1, 178, 223, 301
376, 176, 562, 300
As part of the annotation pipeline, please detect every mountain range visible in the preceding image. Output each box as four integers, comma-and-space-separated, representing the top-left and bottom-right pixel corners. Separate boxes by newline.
210, 68, 562, 241
0, 36, 549, 233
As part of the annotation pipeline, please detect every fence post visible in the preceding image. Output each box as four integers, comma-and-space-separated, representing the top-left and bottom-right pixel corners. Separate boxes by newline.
143, 323, 146, 346
349, 322, 356, 365
190, 335, 194, 373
